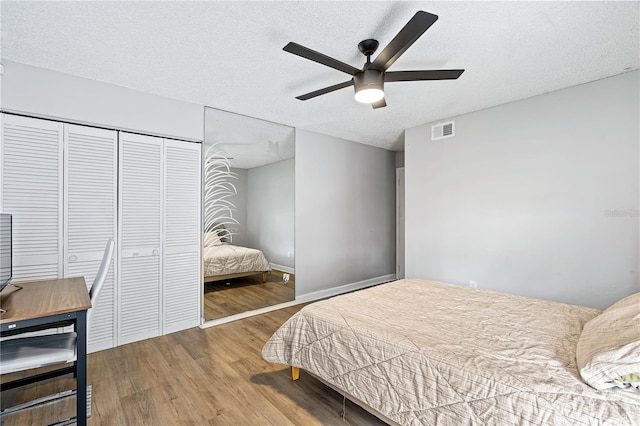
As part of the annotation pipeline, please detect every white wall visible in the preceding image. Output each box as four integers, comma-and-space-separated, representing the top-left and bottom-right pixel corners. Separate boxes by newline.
247, 158, 295, 270
405, 71, 639, 309
296, 130, 396, 296
1, 60, 203, 141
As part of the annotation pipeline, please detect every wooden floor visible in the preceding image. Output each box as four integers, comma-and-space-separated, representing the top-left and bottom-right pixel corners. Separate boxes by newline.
1, 305, 387, 425
204, 269, 295, 321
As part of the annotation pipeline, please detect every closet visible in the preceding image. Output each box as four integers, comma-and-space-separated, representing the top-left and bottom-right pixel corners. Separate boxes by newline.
118, 133, 201, 344
0, 114, 201, 352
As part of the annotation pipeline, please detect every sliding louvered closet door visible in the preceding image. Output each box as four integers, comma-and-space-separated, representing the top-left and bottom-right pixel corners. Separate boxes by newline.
0, 115, 63, 281
119, 134, 201, 343
118, 133, 163, 344
2, 115, 201, 348
63, 124, 117, 352
163, 140, 201, 334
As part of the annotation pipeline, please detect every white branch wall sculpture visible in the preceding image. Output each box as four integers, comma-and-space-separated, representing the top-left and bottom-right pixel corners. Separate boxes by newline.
204, 143, 239, 244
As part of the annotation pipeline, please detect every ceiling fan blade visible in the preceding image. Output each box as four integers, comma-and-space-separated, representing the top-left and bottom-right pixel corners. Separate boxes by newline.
385, 69, 465, 82
372, 98, 387, 109
296, 80, 354, 100
371, 11, 439, 72
284, 42, 361, 76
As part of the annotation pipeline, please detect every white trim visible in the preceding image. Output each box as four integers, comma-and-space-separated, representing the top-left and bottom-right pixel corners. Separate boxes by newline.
62, 125, 69, 278
294, 274, 396, 303
0, 110, 202, 144
199, 273, 396, 329
57, 122, 64, 278
159, 138, 166, 334
396, 167, 405, 280
200, 141, 205, 325
269, 263, 295, 274
112, 131, 119, 348
88, 339, 114, 354
116, 133, 123, 348
200, 299, 302, 328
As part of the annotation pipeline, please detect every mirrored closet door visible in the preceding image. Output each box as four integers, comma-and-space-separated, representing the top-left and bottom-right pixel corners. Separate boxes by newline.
203, 108, 295, 321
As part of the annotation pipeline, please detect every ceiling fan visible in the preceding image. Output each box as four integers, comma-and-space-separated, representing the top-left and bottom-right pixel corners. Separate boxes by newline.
283, 10, 465, 109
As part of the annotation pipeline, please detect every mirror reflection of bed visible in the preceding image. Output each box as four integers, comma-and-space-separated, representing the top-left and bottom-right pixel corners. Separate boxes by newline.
203, 226, 270, 285
203, 107, 295, 322
203, 226, 294, 319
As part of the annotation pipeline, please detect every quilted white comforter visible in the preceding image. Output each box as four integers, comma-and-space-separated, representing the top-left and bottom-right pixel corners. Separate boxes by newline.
262, 279, 640, 425
203, 244, 269, 277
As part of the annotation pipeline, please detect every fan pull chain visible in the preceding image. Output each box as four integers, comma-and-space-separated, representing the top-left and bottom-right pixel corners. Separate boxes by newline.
342, 393, 347, 423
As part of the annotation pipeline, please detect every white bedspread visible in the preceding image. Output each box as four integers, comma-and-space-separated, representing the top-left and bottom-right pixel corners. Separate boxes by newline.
262, 279, 640, 425
203, 244, 269, 277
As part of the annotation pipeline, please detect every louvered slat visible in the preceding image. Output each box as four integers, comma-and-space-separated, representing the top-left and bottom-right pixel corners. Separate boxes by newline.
64, 124, 117, 353
118, 133, 163, 345
1, 115, 63, 281
120, 257, 161, 338
163, 140, 201, 334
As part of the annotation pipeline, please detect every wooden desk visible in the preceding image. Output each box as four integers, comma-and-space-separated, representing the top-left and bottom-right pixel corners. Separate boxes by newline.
1, 277, 91, 426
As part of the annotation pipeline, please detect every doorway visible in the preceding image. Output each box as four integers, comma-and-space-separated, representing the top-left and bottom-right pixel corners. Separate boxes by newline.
396, 167, 405, 279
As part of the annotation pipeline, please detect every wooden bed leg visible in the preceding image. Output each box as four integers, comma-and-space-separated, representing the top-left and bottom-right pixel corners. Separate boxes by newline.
291, 367, 300, 381
262, 271, 268, 283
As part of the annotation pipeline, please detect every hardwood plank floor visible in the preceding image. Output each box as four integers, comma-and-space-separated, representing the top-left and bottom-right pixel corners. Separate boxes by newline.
1, 305, 387, 425
204, 270, 295, 321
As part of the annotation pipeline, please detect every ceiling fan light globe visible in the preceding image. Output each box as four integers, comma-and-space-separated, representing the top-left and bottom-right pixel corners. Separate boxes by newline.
354, 69, 385, 104
354, 88, 385, 104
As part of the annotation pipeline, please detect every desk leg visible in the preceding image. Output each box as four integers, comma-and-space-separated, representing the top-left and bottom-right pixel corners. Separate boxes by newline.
75, 311, 88, 426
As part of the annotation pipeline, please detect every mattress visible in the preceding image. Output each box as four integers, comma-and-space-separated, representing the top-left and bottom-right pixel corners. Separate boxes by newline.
203, 244, 269, 277
262, 279, 640, 425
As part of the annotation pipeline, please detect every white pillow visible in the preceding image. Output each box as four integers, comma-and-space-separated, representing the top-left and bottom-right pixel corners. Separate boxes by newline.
576, 292, 640, 390
204, 231, 222, 247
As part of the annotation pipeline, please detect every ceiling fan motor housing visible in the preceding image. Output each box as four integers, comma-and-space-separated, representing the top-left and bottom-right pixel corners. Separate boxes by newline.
354, 69, 384, 94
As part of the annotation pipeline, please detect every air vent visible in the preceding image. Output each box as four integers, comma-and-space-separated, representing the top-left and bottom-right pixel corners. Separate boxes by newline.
431, 121, 455, 141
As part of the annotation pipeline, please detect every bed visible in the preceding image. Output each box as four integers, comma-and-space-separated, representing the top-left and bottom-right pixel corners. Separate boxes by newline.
203, 231, 270, 283
262, 278, 640, 425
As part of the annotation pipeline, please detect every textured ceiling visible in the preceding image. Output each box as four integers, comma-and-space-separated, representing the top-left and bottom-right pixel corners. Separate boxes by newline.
1, 1, 639, 151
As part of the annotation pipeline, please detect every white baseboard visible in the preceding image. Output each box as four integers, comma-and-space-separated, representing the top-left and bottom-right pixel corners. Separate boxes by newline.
294, 274, 396, 303
270, 263, 295, 274
88, 339, 115, 354
200, 299, 302, 328
199, 273, 396, 329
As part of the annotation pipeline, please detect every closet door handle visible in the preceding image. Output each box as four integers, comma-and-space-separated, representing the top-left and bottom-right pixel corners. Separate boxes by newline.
69, 255, 78, 262
152, 249, 159, 256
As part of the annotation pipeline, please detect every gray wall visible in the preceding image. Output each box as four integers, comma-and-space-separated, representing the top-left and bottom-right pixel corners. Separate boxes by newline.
405, 71, 639, 309
296, 129, 396, 296
228, 168, 247, 247
395, 150, 405, 168
246, 158, 295, 270
1, 60, 203, 141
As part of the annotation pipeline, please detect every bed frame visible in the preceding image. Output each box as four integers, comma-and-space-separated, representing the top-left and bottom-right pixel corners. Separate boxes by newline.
203, 270, 268, 284
289, 367, 400, 426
